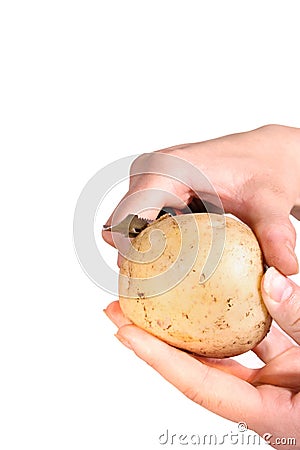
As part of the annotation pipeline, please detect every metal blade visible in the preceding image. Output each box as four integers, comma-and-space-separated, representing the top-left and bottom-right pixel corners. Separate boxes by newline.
103, 214, 152, 237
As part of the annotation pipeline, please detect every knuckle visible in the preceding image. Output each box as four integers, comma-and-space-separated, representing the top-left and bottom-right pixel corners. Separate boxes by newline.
182, 366, 211, 406
130, 153, 152, 176
183, 386, 204, 405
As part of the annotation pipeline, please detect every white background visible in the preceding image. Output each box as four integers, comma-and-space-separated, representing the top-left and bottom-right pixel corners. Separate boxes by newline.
1, 1, 300, 449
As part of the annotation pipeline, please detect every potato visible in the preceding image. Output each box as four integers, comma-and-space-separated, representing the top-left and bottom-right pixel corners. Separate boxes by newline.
119, 213, 271, 358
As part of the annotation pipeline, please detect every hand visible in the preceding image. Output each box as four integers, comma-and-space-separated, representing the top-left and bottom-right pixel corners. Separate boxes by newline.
104, 267, 300, 449
103, 124, 300, 275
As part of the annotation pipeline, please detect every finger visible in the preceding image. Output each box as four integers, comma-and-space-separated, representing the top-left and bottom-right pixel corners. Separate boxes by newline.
104, 300, 132, 328
117, 252, 125, 268
251, 347, 300, 391
107, 302, 258, 383
193, 356, 257, 382
243, 199, 298, 275
262, 267, 300, 345
256, 219, 298, 276
115, 324, 262, 425
252, 325, 295, 363
108, 301, 259, 383
102, 227, 132, 251
200, 345, 300, 390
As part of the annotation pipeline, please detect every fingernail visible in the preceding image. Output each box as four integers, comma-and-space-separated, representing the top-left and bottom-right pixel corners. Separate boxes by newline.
103, 308, 112, 321
115, 332, 133, 350
264, 267, 294, 302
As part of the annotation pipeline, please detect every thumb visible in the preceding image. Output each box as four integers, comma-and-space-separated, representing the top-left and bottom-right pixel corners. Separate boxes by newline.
262, 267, 300, 345
246, 209, 298, 276
239, 188, 298, 275
102, 190, 165, 248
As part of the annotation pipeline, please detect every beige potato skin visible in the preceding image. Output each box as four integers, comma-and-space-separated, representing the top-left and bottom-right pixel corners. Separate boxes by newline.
119, 213, 272, 358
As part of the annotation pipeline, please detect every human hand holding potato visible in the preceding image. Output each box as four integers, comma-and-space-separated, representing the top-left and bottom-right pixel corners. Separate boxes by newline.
105, 270, 300, 448
103, 124, 300, 448
103, 124, 300, 274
